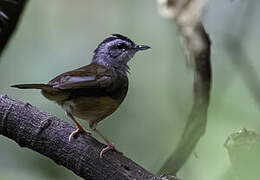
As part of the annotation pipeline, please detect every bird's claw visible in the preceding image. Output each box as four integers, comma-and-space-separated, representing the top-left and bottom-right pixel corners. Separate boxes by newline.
99, 144, 122, 158
69, 128, 91, 142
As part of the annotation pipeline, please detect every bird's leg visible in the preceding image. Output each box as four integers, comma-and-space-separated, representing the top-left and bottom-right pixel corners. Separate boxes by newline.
66, 112, 91, 142
92, 127, 122, 158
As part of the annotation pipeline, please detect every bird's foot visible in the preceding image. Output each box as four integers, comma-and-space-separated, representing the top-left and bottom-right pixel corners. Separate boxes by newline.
69, 128, 91, 142
100, 144, 123, 158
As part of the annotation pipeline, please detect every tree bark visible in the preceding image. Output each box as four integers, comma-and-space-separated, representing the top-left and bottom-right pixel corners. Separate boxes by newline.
0, 94, 163, 180
0, 0, 28, 55
158, 0, 211, 175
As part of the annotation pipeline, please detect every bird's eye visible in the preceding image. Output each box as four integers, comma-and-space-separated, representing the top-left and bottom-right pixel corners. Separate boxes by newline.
117, 43, 128, 51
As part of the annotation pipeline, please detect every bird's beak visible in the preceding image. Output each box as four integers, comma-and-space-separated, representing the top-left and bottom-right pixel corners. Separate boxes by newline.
134, 44, 151, 51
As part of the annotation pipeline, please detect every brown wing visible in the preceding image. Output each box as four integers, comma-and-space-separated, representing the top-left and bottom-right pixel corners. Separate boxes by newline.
48, 63, 114, 90
45, 62, 127, 102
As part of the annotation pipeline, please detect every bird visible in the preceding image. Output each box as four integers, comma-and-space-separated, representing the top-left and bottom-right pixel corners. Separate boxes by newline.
11, 34, 150, 157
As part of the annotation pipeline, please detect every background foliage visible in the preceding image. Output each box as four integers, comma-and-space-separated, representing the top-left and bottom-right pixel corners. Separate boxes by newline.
0, 0, 260, 179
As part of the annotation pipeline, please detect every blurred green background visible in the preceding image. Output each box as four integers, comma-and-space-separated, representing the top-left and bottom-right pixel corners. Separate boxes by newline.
0, 0, 260, 179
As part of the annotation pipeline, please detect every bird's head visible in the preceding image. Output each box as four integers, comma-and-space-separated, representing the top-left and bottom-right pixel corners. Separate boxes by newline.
92, 34, 150, 74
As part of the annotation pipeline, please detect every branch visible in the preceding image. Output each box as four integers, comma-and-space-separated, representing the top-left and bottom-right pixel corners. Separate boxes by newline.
0, 94, 163, 180
0, 0, 28, 55
158, 0, 211, 175
225, 129, 260, 180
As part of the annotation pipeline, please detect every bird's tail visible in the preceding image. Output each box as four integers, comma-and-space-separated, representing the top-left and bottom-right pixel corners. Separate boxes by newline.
11, 84, 54, 91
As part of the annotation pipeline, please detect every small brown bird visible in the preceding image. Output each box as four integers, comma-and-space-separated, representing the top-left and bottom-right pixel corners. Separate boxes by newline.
12, 34, 150, 157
